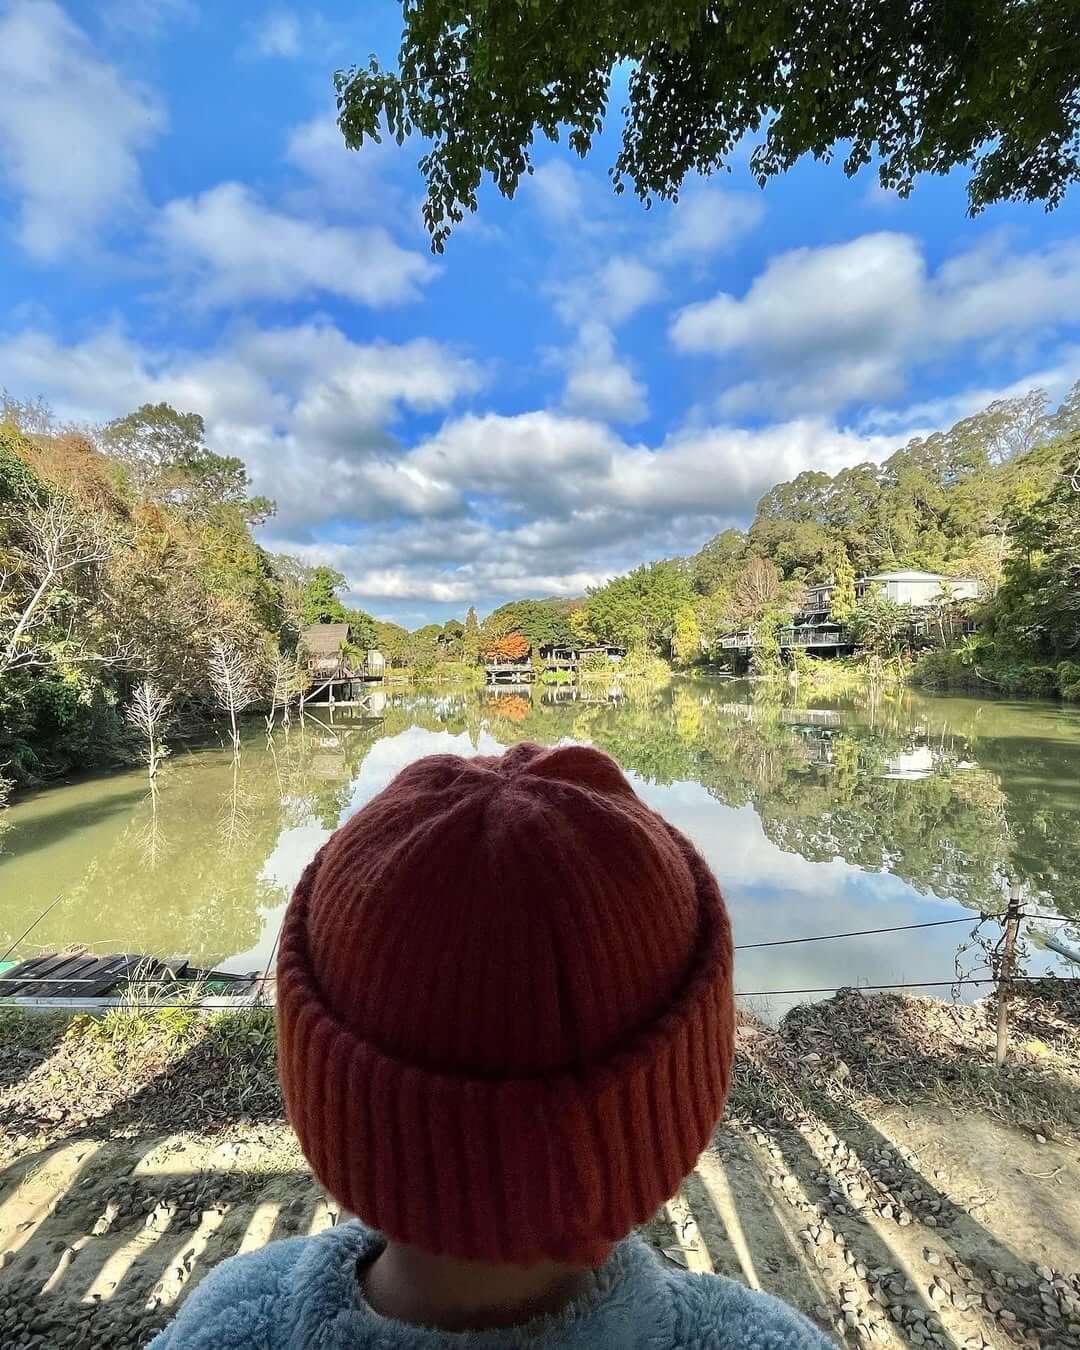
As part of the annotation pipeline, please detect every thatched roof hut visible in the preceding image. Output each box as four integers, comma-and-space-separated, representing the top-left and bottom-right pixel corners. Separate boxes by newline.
301, 622, 351, 675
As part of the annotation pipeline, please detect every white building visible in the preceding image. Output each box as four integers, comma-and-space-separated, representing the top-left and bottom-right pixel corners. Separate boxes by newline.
855, 570, 980, 605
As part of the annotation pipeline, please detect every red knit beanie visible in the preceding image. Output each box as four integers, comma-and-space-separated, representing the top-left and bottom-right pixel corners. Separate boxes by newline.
276, 742, 734, 1264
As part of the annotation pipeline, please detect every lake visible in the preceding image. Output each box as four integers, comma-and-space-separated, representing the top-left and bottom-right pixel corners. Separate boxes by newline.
3, 681, 1079, 1017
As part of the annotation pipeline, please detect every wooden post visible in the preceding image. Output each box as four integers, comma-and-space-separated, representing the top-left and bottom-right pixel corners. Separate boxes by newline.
995, 880, 1022, 1069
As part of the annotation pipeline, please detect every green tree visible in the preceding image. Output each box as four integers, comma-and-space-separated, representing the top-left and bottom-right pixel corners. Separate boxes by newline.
750, 612, 783, 678
462, 605, 481, 665
344, 607, 377, 652
483, 598, 576, 646
405, 626, 440, 677
1048, 379, 1080, 441
336, 4, 1080, 251
829, 547, 857, 624
567, 606, 595, 644
440, 618, 465, 659
586, 561, 696, 654
695, 589, 735, 655
671, 603, 701, 667
300, 566, 348, 627
103, 403, 273, 524
991, 435, 1080, 660
691, 528, 746, 596
746, 518, 831, 578
374, 620, 410, 666
850, 594, 911, 657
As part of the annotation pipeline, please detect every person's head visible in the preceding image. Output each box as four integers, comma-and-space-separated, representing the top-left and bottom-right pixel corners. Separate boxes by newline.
276, 742, 734, 1269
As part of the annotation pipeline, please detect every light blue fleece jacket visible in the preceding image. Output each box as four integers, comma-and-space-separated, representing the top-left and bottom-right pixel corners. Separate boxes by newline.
149, 1221, 833, 1349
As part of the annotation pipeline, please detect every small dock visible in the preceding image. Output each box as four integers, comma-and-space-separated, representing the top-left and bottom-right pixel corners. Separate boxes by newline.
485, 662, 533, 684
485, 643, 626, 684
0, 953, 264, 1011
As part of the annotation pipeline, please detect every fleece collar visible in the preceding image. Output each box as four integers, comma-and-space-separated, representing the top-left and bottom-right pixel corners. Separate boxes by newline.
280, 1223, 675, 1350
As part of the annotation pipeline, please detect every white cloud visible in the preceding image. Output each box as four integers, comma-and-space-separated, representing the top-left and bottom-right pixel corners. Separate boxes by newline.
527, 161, 589, 226
934, 236, 1080, 345
561, 323, 648, 423
405, 409, 896, 531
859, 352, 1080, 437
335, 567, 606, 604
0, 322, 482, 528
671, 231, 1080, 415
7, 318, 1070, 619
155, 182, 433, 307
553, 255, 663, 327
548, 259, 661, 427
656, 187, 764, 261
673, 232, 924, 360
101, 0, 193, 37
250, 10, 302, 58
0, 314, 913, 609
285, 115, 398, 210
0, 0, 163, 259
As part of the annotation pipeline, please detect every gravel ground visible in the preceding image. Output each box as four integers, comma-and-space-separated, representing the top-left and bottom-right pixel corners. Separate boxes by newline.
1, 985, 1078, 1349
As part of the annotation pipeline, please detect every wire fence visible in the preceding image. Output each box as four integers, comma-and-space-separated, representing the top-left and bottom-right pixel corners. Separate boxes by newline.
4, 974, 1077, 1013
3, 907, 1073, 988
1, 908, 1076, 1005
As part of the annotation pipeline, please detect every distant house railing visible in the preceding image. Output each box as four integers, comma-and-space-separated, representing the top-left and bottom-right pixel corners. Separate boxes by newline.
716, 626, 852, 651
779, 626, 852, 649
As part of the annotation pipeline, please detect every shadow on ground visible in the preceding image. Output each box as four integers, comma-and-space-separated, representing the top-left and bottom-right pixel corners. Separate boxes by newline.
2, 988, 1079, 1349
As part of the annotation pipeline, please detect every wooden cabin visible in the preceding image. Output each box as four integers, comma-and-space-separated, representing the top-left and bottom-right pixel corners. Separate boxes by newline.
539, 642, 626, 667
301, 622, 351, 677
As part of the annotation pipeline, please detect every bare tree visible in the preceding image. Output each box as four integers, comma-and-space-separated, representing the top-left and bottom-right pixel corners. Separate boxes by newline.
125, 680, 172, 781
732, 556, 782, 621
0, 490, 119, 678
208, 637, 259, 756
265, 651, 300, 735
218, 758, 252, 858
1, 390, 57, 436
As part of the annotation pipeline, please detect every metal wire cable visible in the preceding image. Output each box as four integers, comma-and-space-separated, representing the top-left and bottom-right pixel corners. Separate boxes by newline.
737, 974, 1080, 998
11, 974, 1077, 1010
1, 911, 1075, 986
734, 915, 977, 949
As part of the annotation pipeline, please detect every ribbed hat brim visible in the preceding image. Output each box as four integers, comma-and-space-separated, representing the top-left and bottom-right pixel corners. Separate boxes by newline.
276, 830, 734, 1264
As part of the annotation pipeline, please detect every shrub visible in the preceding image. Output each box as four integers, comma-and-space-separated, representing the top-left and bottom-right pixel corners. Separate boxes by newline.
580, 650, 610, 675
1057, 661, 1080, 701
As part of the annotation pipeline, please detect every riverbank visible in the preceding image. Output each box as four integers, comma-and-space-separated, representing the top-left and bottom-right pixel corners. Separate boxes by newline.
2, 983, 1077, 1349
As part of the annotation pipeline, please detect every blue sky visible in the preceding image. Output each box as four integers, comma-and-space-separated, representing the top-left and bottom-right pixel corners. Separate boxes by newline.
1, 0, 1079, 628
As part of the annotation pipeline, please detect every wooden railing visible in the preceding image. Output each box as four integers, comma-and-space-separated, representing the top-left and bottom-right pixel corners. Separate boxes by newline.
716, 628, 852, 651
780, 628, 852, 649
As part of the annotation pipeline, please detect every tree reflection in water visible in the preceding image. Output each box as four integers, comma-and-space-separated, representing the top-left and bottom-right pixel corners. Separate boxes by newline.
1, 683, 1077, 977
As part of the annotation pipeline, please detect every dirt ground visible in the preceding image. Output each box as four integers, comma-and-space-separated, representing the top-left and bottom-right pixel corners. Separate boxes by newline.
1, 985, 1078, 1350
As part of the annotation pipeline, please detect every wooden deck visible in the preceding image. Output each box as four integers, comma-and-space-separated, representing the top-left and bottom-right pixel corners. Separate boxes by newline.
0, 953, 259, 1003
485, 662, 533, 683
716, 628, 854, 652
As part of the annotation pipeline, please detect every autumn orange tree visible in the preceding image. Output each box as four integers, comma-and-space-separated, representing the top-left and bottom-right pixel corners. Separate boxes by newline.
483, 631, 530, 662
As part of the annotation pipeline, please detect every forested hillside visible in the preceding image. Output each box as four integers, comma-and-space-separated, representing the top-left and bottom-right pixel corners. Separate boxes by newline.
0, 400, 373, 787
574, 381, 1080, 691
3, 379, 1078, 793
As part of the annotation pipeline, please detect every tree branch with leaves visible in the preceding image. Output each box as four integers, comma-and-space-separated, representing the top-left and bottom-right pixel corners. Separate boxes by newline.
0, 489, 120, 678
336, 2, 1080, 252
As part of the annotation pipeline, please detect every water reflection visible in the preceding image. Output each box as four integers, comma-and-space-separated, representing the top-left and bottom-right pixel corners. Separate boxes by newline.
2, 682, 1078, 1015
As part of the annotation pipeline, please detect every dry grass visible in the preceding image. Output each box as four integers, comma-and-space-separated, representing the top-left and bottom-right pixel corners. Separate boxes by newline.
736, 982, 1080, 1139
